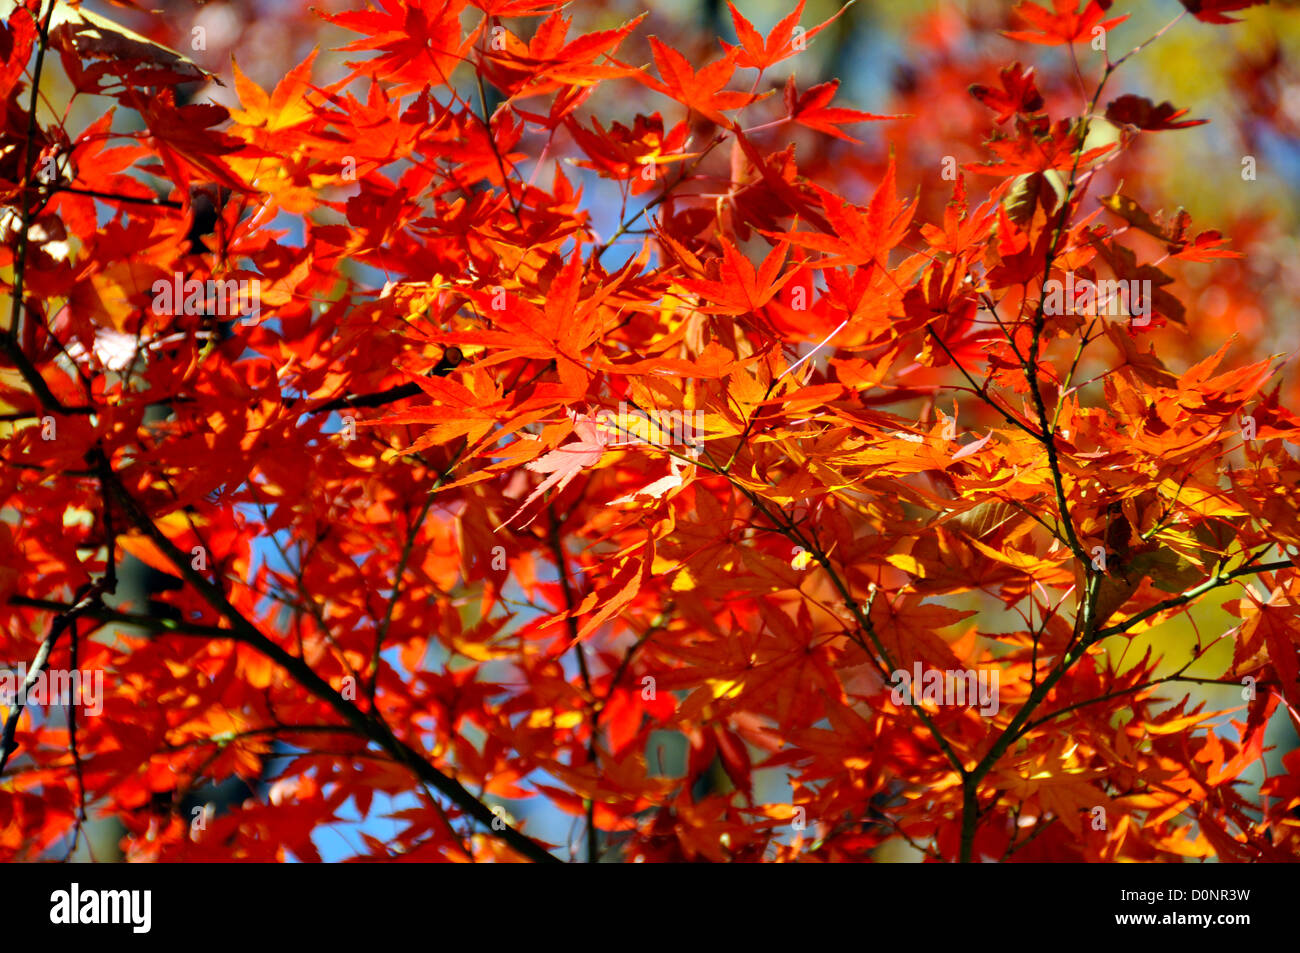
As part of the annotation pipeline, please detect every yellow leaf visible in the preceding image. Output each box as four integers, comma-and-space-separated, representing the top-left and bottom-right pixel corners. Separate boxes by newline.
884, 552, 925, 577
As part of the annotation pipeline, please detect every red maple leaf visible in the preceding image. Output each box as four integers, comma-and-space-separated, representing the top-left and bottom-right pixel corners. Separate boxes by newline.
634, 40, 757, 126
1003, 0, 1129, 46
676, 239, 796, 317
970, 63, 1045, 124
321, 0, 476, 93
721, 0, 846, 72
782, 156, 915, 267
784, 77, 893, 143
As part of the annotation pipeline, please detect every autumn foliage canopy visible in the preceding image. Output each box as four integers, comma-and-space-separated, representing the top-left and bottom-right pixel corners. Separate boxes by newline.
2, 0, 1300, 863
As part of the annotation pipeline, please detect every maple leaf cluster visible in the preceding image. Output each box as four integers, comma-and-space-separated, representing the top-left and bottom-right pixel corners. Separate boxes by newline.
1, 0, 1297, 864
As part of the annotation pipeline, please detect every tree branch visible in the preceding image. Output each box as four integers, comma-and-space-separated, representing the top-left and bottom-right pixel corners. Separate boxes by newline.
100, 470, 558, 862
